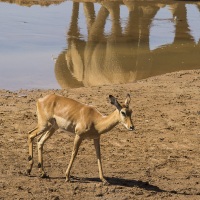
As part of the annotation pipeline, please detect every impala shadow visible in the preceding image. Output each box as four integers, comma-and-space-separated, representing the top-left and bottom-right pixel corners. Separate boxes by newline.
50, 175, 167, 193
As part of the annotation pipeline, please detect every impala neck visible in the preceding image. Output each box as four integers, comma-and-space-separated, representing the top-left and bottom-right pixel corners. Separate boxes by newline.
96, 109, 120, 134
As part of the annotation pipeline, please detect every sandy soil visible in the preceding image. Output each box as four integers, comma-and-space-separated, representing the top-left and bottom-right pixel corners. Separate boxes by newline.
0, 70, 200, 200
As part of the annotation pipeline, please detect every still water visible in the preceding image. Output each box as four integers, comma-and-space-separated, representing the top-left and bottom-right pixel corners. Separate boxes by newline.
0, 0, 200, 90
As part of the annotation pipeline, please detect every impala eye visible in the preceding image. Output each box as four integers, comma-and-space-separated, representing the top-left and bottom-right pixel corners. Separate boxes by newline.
121, 111, 126, 116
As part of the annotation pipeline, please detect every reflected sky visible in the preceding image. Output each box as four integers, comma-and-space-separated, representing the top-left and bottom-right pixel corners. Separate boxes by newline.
0, 1, 200, 90
186, 4, 200, 44
149, 4, 200, 50
149, 5, 175, 50
0, 2, 70, 90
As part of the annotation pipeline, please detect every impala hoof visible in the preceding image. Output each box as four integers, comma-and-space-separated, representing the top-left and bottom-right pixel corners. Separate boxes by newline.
25, 169, 31, 176
39, 172, 49, 178
65, 177, 71, 182
102, 179, 110, 186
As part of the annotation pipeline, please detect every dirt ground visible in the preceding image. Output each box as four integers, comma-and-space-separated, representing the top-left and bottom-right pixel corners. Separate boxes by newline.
0, 70, 200, 200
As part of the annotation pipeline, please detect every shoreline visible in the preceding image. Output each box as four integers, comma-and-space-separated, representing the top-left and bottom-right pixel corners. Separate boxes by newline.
1, 69, 200, 93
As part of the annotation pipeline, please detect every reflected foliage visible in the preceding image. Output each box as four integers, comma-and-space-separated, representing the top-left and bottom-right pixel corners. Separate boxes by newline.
0, 0, 64, 6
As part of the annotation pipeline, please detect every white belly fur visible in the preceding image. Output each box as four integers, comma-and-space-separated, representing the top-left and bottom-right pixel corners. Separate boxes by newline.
53, 115, 75, 132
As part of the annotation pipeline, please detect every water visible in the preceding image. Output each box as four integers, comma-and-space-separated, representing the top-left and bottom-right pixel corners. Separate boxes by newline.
0, 0, 200, 90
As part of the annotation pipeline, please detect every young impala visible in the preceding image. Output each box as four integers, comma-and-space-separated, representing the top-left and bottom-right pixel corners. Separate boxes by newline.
27, 93, 134, 185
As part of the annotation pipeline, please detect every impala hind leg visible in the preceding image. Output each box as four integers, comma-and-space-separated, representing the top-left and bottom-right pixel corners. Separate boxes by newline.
37, 123, 58, 178
65, 134, 82, 182
27, 125, 50, 176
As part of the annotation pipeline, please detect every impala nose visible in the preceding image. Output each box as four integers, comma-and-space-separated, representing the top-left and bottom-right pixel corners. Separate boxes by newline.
130, 126, 134, 131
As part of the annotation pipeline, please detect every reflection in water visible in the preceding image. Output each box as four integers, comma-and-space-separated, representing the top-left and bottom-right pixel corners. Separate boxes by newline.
149, 5, 175, 50
0, 0, 64, 6
55, 1, 200, 89
186, 4, 200, 44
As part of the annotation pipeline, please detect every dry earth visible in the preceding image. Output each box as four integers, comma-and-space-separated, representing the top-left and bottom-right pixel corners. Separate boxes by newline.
0, 70, 200, 199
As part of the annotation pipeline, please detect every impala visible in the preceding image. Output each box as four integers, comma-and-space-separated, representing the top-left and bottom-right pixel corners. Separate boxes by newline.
27, 93, 134, 185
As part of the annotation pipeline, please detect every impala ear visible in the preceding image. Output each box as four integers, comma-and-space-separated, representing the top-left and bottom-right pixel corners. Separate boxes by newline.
125, 94, 131, 108
109, 95, 122, 111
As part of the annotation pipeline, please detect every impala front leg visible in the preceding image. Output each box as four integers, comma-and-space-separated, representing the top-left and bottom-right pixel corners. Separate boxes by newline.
94, 138, 109, 185
65, 134, 82, 182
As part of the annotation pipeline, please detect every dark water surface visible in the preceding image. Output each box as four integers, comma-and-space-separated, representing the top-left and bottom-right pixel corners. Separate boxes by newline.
0, 0, 200, 90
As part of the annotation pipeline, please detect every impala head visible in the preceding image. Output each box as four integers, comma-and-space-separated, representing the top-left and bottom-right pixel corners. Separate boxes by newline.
109, 94, 134, 131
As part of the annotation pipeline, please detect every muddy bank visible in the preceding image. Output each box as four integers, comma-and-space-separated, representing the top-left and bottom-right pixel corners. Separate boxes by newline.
0, 70, 200, 199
